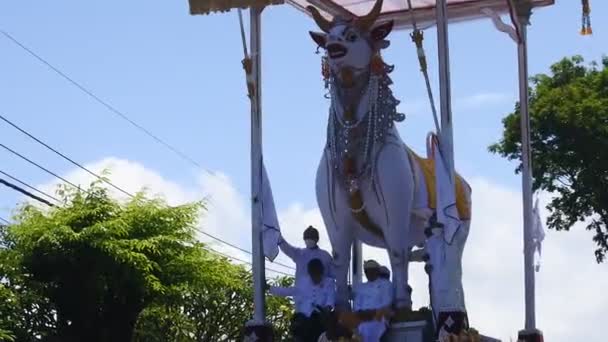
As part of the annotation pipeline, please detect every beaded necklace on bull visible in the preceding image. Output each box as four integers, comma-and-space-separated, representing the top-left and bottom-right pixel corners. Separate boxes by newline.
322, 53, 405, 203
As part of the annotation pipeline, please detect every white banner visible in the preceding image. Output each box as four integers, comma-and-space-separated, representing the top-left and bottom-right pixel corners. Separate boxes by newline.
532, 196, 545, 272
433, 138, 462, 244
261, 162, 281, 262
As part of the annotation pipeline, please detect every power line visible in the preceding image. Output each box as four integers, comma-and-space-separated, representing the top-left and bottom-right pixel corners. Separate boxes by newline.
0, 31, 296, 271
197, 227, 295, 271
0, 162, 293, 273
0, 129, 294, 271
0, 216, 9, 225
204, 246, 292, 277
0, 143, 82, 191
0, 113, 134, 198
0, 177, 55, 207
0, 30, 215, 176
0, 171, 291, 276
0, 169, 61, 204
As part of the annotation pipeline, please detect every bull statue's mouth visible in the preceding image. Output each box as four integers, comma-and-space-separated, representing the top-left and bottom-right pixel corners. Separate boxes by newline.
327, 43, 347, 59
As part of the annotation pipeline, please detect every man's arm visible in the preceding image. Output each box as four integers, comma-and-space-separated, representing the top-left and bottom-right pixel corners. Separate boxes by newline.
325, 279, 337, 308
278, 235, 300, 261
323, 251, 336, 278
269, 286, 297, 298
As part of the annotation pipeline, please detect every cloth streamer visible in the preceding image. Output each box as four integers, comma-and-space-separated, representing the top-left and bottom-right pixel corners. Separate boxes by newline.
261, 162, 281, 261
432, 137, 462, 244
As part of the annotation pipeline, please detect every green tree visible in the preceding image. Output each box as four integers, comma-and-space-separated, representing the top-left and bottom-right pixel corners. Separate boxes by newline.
0, 178, 294, 341
490, 55, 608, 262
133, 270, 294, 341
1, 180, 204, 341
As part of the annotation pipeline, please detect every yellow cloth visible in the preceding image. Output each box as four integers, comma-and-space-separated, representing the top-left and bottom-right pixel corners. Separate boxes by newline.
409, 149, 471, 220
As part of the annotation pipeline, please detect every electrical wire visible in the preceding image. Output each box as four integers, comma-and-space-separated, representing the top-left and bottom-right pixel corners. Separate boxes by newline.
0, 177, 55, 207
0, 169, 61, 204
0, 168, 293, 274
0, 29, 217, 177
0, 142, 82, 191
0, 31, 295, 272
0, 113, 134, 198
0, 114, 295, 271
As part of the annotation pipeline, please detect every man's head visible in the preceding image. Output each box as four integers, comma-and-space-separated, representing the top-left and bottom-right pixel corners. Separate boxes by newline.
363, 259, 381, 281
307, 0, 393, 74
307, 258, 325, 284
379, 266, 390, 280
303, 226, 319, 249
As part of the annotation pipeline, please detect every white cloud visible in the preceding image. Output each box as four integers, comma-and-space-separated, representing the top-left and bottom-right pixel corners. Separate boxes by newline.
33, 157, 607, 342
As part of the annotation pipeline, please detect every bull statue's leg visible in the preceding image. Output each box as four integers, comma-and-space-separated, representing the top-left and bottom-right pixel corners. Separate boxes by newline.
330, 229, 354, 310
316, 153, 354, 310
375, 143, 415, 309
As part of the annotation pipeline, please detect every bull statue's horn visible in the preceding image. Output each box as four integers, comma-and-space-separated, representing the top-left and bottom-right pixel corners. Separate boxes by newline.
307, 5, 332, 33
356, 0, 383, 31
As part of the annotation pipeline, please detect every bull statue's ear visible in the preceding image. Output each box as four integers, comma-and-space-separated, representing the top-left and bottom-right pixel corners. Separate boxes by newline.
309, 31, 327, 48
370, 20, 394, 41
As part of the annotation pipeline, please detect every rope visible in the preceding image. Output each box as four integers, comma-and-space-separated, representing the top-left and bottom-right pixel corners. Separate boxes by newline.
581, 0, 592, 35
405, 0, 440, 134
238, 10, 256, 100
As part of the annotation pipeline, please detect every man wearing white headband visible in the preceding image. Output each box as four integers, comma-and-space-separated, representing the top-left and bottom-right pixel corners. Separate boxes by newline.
279, 225, 334, 287
351, 260, 393, 341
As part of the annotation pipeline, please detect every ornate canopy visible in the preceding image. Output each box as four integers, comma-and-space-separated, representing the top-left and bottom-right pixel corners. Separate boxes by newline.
286, 0, 554, 30
188, 0, 284, 15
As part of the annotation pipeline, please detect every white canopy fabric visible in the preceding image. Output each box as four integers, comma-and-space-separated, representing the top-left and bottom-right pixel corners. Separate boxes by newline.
286, 0, 554, 30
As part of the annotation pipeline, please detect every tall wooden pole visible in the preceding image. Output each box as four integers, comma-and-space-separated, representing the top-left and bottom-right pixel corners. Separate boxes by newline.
250, 5, 266, 324
513, 1, 543, 341
436, 0, 455, 182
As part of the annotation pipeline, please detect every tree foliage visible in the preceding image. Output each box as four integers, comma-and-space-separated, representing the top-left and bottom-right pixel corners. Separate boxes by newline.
0, 179, 293, 341
490, 55, 608, 262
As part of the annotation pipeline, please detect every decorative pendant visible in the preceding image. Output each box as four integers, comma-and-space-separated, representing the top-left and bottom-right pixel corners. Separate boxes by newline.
581, 0, 592, 35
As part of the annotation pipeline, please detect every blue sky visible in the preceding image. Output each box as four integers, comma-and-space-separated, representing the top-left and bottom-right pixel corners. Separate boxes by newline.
0, 0, 605, 214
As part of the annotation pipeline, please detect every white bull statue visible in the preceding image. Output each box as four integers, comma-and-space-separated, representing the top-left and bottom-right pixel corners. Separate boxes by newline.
308, 0, 473, 334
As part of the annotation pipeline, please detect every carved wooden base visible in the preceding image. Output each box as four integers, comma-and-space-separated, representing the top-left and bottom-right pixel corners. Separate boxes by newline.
382, 320, 427, 342
436, 311, 469, 336
392, 307, 432, 323
517, 329, 544, 342
242, 322, 274, 342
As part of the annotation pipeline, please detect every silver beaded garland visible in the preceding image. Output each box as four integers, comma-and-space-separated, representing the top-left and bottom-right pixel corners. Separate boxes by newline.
326, 69, 406, 196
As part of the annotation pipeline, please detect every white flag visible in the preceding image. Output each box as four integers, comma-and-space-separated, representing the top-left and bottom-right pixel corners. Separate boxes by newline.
432, 136, 462, 244
261, 162, 281, 262
531, 197, 545, 272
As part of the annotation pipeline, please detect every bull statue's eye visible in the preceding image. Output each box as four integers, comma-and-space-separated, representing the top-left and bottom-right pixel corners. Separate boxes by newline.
345, 32, 357, 42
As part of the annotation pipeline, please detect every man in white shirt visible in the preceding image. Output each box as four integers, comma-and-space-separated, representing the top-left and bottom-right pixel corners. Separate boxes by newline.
269, 258, 336, 342
279, 226, 334, 286
351, 260, 393, 342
